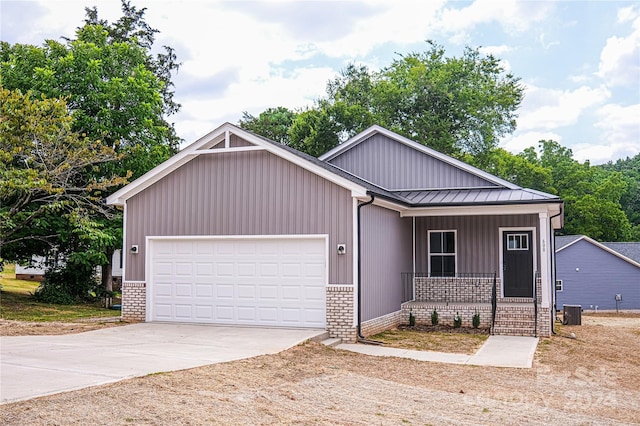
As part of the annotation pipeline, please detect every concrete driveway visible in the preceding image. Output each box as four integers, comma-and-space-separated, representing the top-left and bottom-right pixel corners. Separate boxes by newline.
1, 323, 325, 404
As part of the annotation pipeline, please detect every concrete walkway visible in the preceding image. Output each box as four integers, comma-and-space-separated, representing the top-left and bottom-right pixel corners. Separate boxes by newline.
336, 335, 539, 368
1, 323, 326, 404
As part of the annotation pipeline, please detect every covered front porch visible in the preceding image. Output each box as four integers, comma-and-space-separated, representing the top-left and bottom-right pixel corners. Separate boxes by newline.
400, 272, 548, 336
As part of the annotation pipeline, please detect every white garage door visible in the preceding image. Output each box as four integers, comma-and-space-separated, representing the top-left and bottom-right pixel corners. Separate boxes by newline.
149, 237, 327, 328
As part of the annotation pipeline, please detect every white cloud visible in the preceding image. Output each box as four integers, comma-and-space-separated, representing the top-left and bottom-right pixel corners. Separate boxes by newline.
501, 130, 562, 154
597, 6, 640, 87
479, 45, 512, 56
436, 0, 554, 41
313, 1, 446, 58
517, 84, 610, 131
591, 103, 640, 161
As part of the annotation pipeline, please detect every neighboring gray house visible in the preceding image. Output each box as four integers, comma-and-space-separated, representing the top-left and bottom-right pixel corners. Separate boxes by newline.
556, 235, 640, 311
107, 123, 564, 340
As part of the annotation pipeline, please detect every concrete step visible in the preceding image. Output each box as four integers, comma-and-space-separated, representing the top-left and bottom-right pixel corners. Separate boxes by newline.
310, 331, 330, 342
492, 328, 536, 337
320, 338, 342, 347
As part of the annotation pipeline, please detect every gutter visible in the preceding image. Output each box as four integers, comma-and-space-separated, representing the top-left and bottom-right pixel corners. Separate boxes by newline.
356, 194, 383, 345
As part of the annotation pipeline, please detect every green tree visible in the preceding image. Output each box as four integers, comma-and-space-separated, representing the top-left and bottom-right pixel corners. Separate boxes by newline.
521, 140, 632, 241
0, 87, 125, 269
483, 148, 554, 193
277, 42, 523, 162
600, 154, 640, 240
239, 107, 297, 145
0, 1, 180, 290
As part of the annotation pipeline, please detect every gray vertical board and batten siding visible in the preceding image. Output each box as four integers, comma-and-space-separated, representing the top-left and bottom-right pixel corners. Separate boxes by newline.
360, 205, 413, 321
327, 134, 497, 190
556, 239, 640, 310
125, 149, 354, 284
415, 215, 540, 274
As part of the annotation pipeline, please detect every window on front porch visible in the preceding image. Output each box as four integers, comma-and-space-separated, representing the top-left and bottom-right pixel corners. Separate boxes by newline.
428, 230, 456, 277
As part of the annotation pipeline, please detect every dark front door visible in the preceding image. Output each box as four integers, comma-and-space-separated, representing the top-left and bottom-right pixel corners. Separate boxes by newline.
503, 230, 533, 297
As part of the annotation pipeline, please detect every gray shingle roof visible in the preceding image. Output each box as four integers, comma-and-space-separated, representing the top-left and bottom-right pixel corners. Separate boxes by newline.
602, 242, 640, 264
555, 235, 584, 250
556, 235, 640, 265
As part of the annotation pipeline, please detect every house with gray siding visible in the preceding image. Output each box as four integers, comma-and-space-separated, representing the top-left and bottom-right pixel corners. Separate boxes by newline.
556, 235, 640, 311
107, 123, 564, 340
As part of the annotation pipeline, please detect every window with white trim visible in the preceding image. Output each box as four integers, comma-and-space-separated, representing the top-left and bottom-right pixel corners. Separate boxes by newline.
507, 233, 529, 250
428, 230, 456, 277
555, 280, 563, 292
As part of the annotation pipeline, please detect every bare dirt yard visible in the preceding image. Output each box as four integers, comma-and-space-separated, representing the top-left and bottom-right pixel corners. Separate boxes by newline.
1, 313, 639, 425
0, 317, 125, 336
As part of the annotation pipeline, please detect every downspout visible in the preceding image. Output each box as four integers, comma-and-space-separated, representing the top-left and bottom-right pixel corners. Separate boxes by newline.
549, 205, 563, 335
357, 194, 382, 344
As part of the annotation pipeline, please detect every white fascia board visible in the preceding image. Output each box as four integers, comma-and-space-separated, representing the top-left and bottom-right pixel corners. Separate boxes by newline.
107, 122, 367, 205
371, 197, 407, 213
560, 235, 640, 269
400, 203, 556, 218
319, 125, 520, 190
106, 153, 198, 206
555, 236, 585, 253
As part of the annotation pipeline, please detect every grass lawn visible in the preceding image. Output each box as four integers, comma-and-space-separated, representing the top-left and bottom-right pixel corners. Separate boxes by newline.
0, 264, 121, 322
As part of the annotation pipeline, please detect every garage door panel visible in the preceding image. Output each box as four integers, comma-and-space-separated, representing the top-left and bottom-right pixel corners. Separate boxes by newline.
216, 284, 234, 299
195, 305, 213, 320
195, 284, 213, 297
155, 283, 173, 297
150, 238, 327, 328
154, 304, 172, 319
175, 304, 193, 319
216, 263, 234, 276
175, 241, 194, 255
175, 283, 192, 297
237, 284, 256, 299
237, 263, 256, 277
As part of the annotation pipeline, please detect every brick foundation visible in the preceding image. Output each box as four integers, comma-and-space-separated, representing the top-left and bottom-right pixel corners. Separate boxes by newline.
361, 310, 404, 337
326, 285, 356, 342
121, 281, 146, 322
402, 302, 493, 329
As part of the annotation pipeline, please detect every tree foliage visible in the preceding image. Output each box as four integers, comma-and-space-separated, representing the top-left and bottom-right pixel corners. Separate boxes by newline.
0, 87, 125, 265
599, 154, 640, 240
239, 107, 297, 145
489, 140, 634, 242
240, 42, 523, 164
0, 0, 180, 290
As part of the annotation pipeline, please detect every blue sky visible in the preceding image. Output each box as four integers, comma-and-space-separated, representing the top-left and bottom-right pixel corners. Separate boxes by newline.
1, 0, 638, 164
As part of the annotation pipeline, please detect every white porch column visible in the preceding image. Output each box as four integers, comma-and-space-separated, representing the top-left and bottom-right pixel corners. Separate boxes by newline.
538, 212, 550, 308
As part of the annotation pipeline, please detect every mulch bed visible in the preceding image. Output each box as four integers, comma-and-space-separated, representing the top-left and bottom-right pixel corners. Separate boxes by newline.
397, 323, 490, 335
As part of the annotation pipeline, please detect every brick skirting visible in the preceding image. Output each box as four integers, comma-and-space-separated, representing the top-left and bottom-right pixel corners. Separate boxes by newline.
326, 285, 356, 342
361, 310, 404, 337
402, 302, 493, 329
121, 281, 146, 322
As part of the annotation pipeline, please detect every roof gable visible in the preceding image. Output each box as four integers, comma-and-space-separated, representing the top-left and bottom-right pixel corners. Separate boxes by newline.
556, 235, 640, 269
106, 123, 367, 206
319, 126, 519, 191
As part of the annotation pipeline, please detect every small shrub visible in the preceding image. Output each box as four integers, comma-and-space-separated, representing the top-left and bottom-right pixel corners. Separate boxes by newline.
33, 281, 76, 305
453, 312, 462, 328
34, 264, 99, 304
431, 309, 439, 325
409, 309, 416, 326
472, 312, 481, 329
